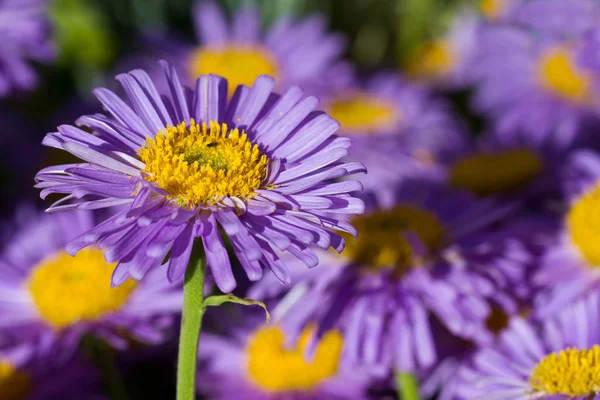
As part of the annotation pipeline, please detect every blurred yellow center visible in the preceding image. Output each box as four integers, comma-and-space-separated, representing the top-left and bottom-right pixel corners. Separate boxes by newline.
449, 149, 543, 196
407, 40, 455, 79
538, 46, 591, 103
326, 94, 398, 133
481, 0, 506, 20
0, 361, 30, 400
247, 325, 343, 392
529, 346, 600, 397
189, 46, 278, 96
139, 120, 269, 207
28, 248, 136, 329
345, 205, 446, 276
567, 184, 600, 266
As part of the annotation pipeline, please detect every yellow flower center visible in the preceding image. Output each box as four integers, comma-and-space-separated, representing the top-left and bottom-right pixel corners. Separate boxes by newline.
449, 149, 543, 196
538, 45, 592, 103
326, 94, 398, 133
28, 248, 137, 329
567, 184, 600, 266
529, 346, 600, 397
481, 0, 506, 20
247, 325, 343, 392
0, 361, 31, 400
139, 120, 269, 207
188, 46, 278, 96
344, 205, 446, 276
407, 40, 455, 79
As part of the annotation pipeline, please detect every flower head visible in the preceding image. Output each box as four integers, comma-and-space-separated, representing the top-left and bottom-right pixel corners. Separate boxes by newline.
448, 292, 600, 400
0, 0, 55, 97
534, 149, 600, 316
130, 0, 351, 98
249, 180, 540, 372
0, 208, 182, 350
197, 315, 374, 399
35, 62, 365, 293
471, 0, 600, 140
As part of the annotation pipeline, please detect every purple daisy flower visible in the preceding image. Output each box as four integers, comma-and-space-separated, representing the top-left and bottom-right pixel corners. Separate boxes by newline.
249, 180, 538, 373
533, 149, 600, 316
197, 314, 375, 400
322, 73, 467, 196
0, 343, 104, 399
132, 0, 351, 98
0, 207, 182, 350
406, 12, 480, 89
447, 291, 600, 400
471, 0, 600, 141
0, 0, 55, 97
34, 62, 365, 293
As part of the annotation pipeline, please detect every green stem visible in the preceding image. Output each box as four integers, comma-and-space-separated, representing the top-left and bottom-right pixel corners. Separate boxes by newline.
82, 336, 129, 400
395, 371, 420, 400
176, 254, 206, 400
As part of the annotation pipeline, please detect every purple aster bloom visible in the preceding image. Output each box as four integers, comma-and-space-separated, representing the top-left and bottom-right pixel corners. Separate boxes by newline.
0, 207, 182, 350
34, 62, 365, 293
471, 0, 600, 141
0, 0, 55, 97
534, 149, 600, 317
249, 180, 539, 373
446, 291, 600, 400
197, 313, 375, 400
0, 343, 104, 399
322, 73, 467, 197
128, 0, 351, 98
406, 12, 480, 89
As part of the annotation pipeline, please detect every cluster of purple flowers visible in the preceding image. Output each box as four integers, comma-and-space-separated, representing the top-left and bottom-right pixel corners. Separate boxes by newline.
3, 0, 600, 399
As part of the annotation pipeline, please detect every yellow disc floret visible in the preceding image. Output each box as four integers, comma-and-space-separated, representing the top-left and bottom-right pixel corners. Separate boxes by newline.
0, 361, 30, 400
189, 46, 278, 96
538, 45, 591, 104
567, 184, 600, 266
529, 346, 600, 397
449, 149, 543, 196
407, 40, 455, 80
326, 93, 398, 133
344, 205, 446, 276
139, 120, 269, 207
247, 325, 343, 392
28, 248, 136, 329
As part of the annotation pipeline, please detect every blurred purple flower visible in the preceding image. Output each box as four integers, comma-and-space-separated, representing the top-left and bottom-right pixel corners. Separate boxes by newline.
34, 63, 365, 293
471, 0, 600, 141
0, 0, 55, 97
0, 207, 182, 350
534, 149, 600, 317
446, 292, 600, 400
196, 315, 375, 399
125, 0, 351, 99
249, 180, 539, 373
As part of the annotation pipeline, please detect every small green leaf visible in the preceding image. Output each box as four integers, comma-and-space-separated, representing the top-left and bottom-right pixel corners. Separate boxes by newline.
203, 294, 271, 323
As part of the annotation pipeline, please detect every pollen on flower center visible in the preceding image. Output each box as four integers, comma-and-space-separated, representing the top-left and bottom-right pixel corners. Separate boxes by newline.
28, 248, 137, 329
247, 325, 343, 392
538, 45, 591, 103
326, 93, 398, 133
188, 45, 278, 96
449, 149, 543, 196
529, 346, 600, 397
344, 205, 446, 276
139, 120, 269, 207
567, 184, 600, 266
407, 40, 455, 79
0, 361, 31, 400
